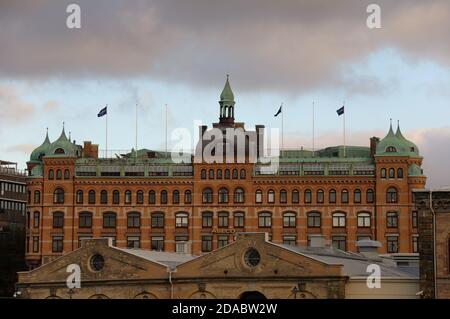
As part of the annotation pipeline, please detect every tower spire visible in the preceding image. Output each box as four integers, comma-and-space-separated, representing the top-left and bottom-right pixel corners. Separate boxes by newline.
219, 75, 236, 125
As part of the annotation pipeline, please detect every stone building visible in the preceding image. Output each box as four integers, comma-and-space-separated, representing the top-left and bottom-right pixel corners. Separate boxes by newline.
24, 76, 426, 269
0, 160, 27, 297
16, 233, 419, 299
414, 188, 450, 299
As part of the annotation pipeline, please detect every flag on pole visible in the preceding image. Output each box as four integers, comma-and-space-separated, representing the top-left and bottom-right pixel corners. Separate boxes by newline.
336, 106, 345, 116
97, 106, 107, 117
274, 105, 282, 117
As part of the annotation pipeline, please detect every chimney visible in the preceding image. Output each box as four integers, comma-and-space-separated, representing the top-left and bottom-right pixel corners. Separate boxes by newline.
370, 137, 380, 157
255, 125, 265, 160
357, 239, 382, 261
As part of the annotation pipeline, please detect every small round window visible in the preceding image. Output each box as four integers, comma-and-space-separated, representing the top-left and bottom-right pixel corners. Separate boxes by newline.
90, 254, 105, 272
244, 248, 261, 267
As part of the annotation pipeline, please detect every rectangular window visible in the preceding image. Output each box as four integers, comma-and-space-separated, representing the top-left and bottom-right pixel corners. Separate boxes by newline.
151, 214, 164, 228
202, 213, 213, 228
412, 236, 419, 253
307, 213, 321, 228
234, 212, 245, 228
412, 211, 418, 228
283, 235, 296, 246
387, 236, 399, 253
33, 212, 40, 228
151, 236, 164, 251
127, 214, 141, 228
52, 236, 63, 253
218, 212, 229, 228
127, 236, 140, 249
32, 236, 39, 253
175, 236, 189, 253
201, 235, 213, 252
332, 236, 347, 251
217, 235, 229, 248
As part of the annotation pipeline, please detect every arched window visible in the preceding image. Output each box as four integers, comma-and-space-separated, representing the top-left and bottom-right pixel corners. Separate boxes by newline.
217, 169, 222, 179
160, 190, 168, 204
100, 190, 108, 204
79, 212, 93, 228
292, 189, 299, 203
173, 190, 180, 204
136, 190, 144, 204
234, 188, 245, 203
280, 189, 287, 203
341, 189, 349, 203
387, 187, 398, 203
151, 212, 164, 228
397, 168, 404, 179
56, 169, 62, 180
218, 188, 229, 203
255, 190, 263, 203
232, 169, 238, 179
124, 190, 132, 204
200, 169, 206, 179
175, 212, 189, 228
148, 190, 156, 204
386, 146, 397, 153
283, 212, 296, 228
76, 190, 83, 204
307, 211, 321, 228
240, 169, 246, 179
88, 190, 96, 204
354, 189, 361, 203
224, 169, 230, 179
304, 189, 312, 204
53, 188, 64, 204
218, 211, 229, 228
332, 212, 346, 228
53, 212, 64, 228
209, 169, 214, 179
184, 190, 192, 204
33, 211, 40, 228
54, 148, 65, 154
317, 189, 324, 204
103, 212, 116, 228
202, 212, 213, 228
202, 188, 213, 204
357, 212, 371, 228
386, 211, 399, 228
234, 212, 245, 228
366, 189, 375, 203
112, 190, 120, 204
389, 168, 395, 178
48, 169, 54, 180
258, 212, 272, 228
127, 212, 141, 228
64, 169, 70, 180
381, 168, 387, 179
267, 189, 275, 203
34, 190, 41, 204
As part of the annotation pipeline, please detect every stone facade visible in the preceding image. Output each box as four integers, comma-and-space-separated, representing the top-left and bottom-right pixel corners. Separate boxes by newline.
414, 189, 450, 299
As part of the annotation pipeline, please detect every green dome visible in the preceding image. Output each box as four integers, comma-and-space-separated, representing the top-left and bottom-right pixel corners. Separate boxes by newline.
376, 122, 419, 156
30, 130, 51, 162
48, 126, 80, 157
408, 163, 423, 177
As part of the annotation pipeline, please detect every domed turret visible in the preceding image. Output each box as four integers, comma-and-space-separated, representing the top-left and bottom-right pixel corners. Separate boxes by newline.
219, 75, 236, 125
376, 121, 420, 156
48, 124, 79, 156
30, 129, 51, 162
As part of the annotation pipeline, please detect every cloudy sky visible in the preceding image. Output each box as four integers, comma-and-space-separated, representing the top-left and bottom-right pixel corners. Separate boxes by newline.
0, 0, 449, 187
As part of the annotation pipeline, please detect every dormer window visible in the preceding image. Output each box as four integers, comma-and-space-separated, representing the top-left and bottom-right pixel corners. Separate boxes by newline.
386, 146, 397, 153
54, 148, 65, 154
410, 147, 415, 152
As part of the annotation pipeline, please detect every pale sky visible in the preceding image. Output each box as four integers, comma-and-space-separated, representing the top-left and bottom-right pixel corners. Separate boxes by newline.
0, 0, 449, 187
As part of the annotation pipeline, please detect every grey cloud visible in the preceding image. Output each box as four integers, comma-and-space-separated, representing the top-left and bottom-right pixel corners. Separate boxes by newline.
0, 0, 449, 95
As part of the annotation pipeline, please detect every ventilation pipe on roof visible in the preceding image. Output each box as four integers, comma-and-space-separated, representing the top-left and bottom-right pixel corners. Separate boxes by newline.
356, 239, 382, 261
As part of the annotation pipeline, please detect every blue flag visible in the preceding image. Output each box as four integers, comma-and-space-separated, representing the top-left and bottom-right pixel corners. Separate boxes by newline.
274, 105, 282, 117
97, 106, 107, 117
336, 106, 344, 116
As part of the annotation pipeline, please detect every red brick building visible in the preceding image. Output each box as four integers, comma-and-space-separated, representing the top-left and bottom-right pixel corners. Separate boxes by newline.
25, 77, 426, 268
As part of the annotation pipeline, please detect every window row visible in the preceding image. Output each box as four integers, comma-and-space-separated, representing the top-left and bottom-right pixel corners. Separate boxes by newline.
200, 168, 246, 180
380, 168, 404, 179
48, 169, 71, 180
0, 182, 26, 194
252, 189, 375, 204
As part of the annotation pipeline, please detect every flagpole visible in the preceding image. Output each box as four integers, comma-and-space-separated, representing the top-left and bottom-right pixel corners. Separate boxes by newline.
165, 103, 168, 158
281, 102, 284, 153
135, 103, 138, 159
343, 101, 346, 158
312, 101, 315, 157
106, 104, 108, 158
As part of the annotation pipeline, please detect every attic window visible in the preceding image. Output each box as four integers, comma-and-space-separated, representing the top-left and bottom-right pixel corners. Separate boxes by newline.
410, 147, 415, 152
90, 254, 105, 272
54, 148, 65, 154
386, 146, 397, 153
244, 248, 261, 267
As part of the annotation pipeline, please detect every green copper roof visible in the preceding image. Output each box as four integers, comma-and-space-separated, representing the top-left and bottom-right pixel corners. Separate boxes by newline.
220, 75, 235, 103
46, 125, 80, 157
30, 129, 51, 161
376, 122, 420, 157
408, 163, 423, 177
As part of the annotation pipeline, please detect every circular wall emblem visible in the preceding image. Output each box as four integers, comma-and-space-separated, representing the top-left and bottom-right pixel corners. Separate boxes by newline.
244, 248, 261, 267
90, 254, 105, 272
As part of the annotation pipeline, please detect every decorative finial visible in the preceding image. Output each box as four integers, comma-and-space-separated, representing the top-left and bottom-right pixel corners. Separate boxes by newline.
69, 131, 71, 140
226, 74, 229, 79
